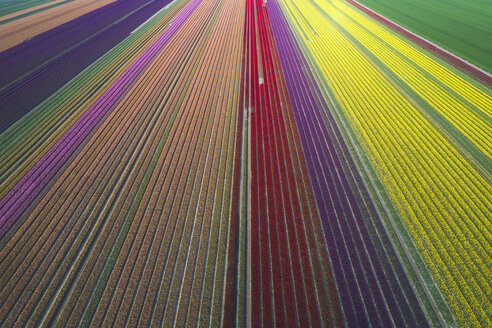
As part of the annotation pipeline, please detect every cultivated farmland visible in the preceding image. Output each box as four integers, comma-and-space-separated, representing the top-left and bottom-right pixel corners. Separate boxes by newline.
0, 0, 490, 327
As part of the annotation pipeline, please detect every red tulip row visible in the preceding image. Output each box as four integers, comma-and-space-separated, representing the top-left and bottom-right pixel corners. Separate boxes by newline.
247, 0, 344, 326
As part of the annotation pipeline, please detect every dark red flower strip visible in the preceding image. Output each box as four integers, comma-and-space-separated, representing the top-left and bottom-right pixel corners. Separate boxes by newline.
256, 1, 319, 326
248, 0, 346, 325
247, 0, 270, 325
257, 1, 295, 326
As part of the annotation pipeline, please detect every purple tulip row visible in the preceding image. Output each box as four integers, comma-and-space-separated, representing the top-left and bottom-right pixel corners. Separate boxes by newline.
266, 1, 429, 327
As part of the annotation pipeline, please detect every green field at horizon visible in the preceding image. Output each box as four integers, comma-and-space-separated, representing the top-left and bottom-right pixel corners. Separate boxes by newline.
357, 0, 492, 73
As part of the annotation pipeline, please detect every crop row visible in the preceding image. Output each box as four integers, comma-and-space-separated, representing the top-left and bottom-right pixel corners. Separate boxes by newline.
248, 0, 351, 326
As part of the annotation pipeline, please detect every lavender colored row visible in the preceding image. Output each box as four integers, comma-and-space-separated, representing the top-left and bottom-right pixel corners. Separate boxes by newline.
0, 0, 202, 236
266, 1, 428, 327
0, 0, 169, 133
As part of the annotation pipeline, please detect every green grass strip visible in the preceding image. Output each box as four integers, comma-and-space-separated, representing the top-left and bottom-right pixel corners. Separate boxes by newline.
236, 109, 248, 327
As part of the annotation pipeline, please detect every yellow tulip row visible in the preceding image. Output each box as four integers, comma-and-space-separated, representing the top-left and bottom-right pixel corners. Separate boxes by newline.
276, 0, 491, 326
331, 0, 492, 115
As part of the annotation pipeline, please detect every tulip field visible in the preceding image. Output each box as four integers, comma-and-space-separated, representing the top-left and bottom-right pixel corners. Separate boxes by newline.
0, 0, 490, 327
